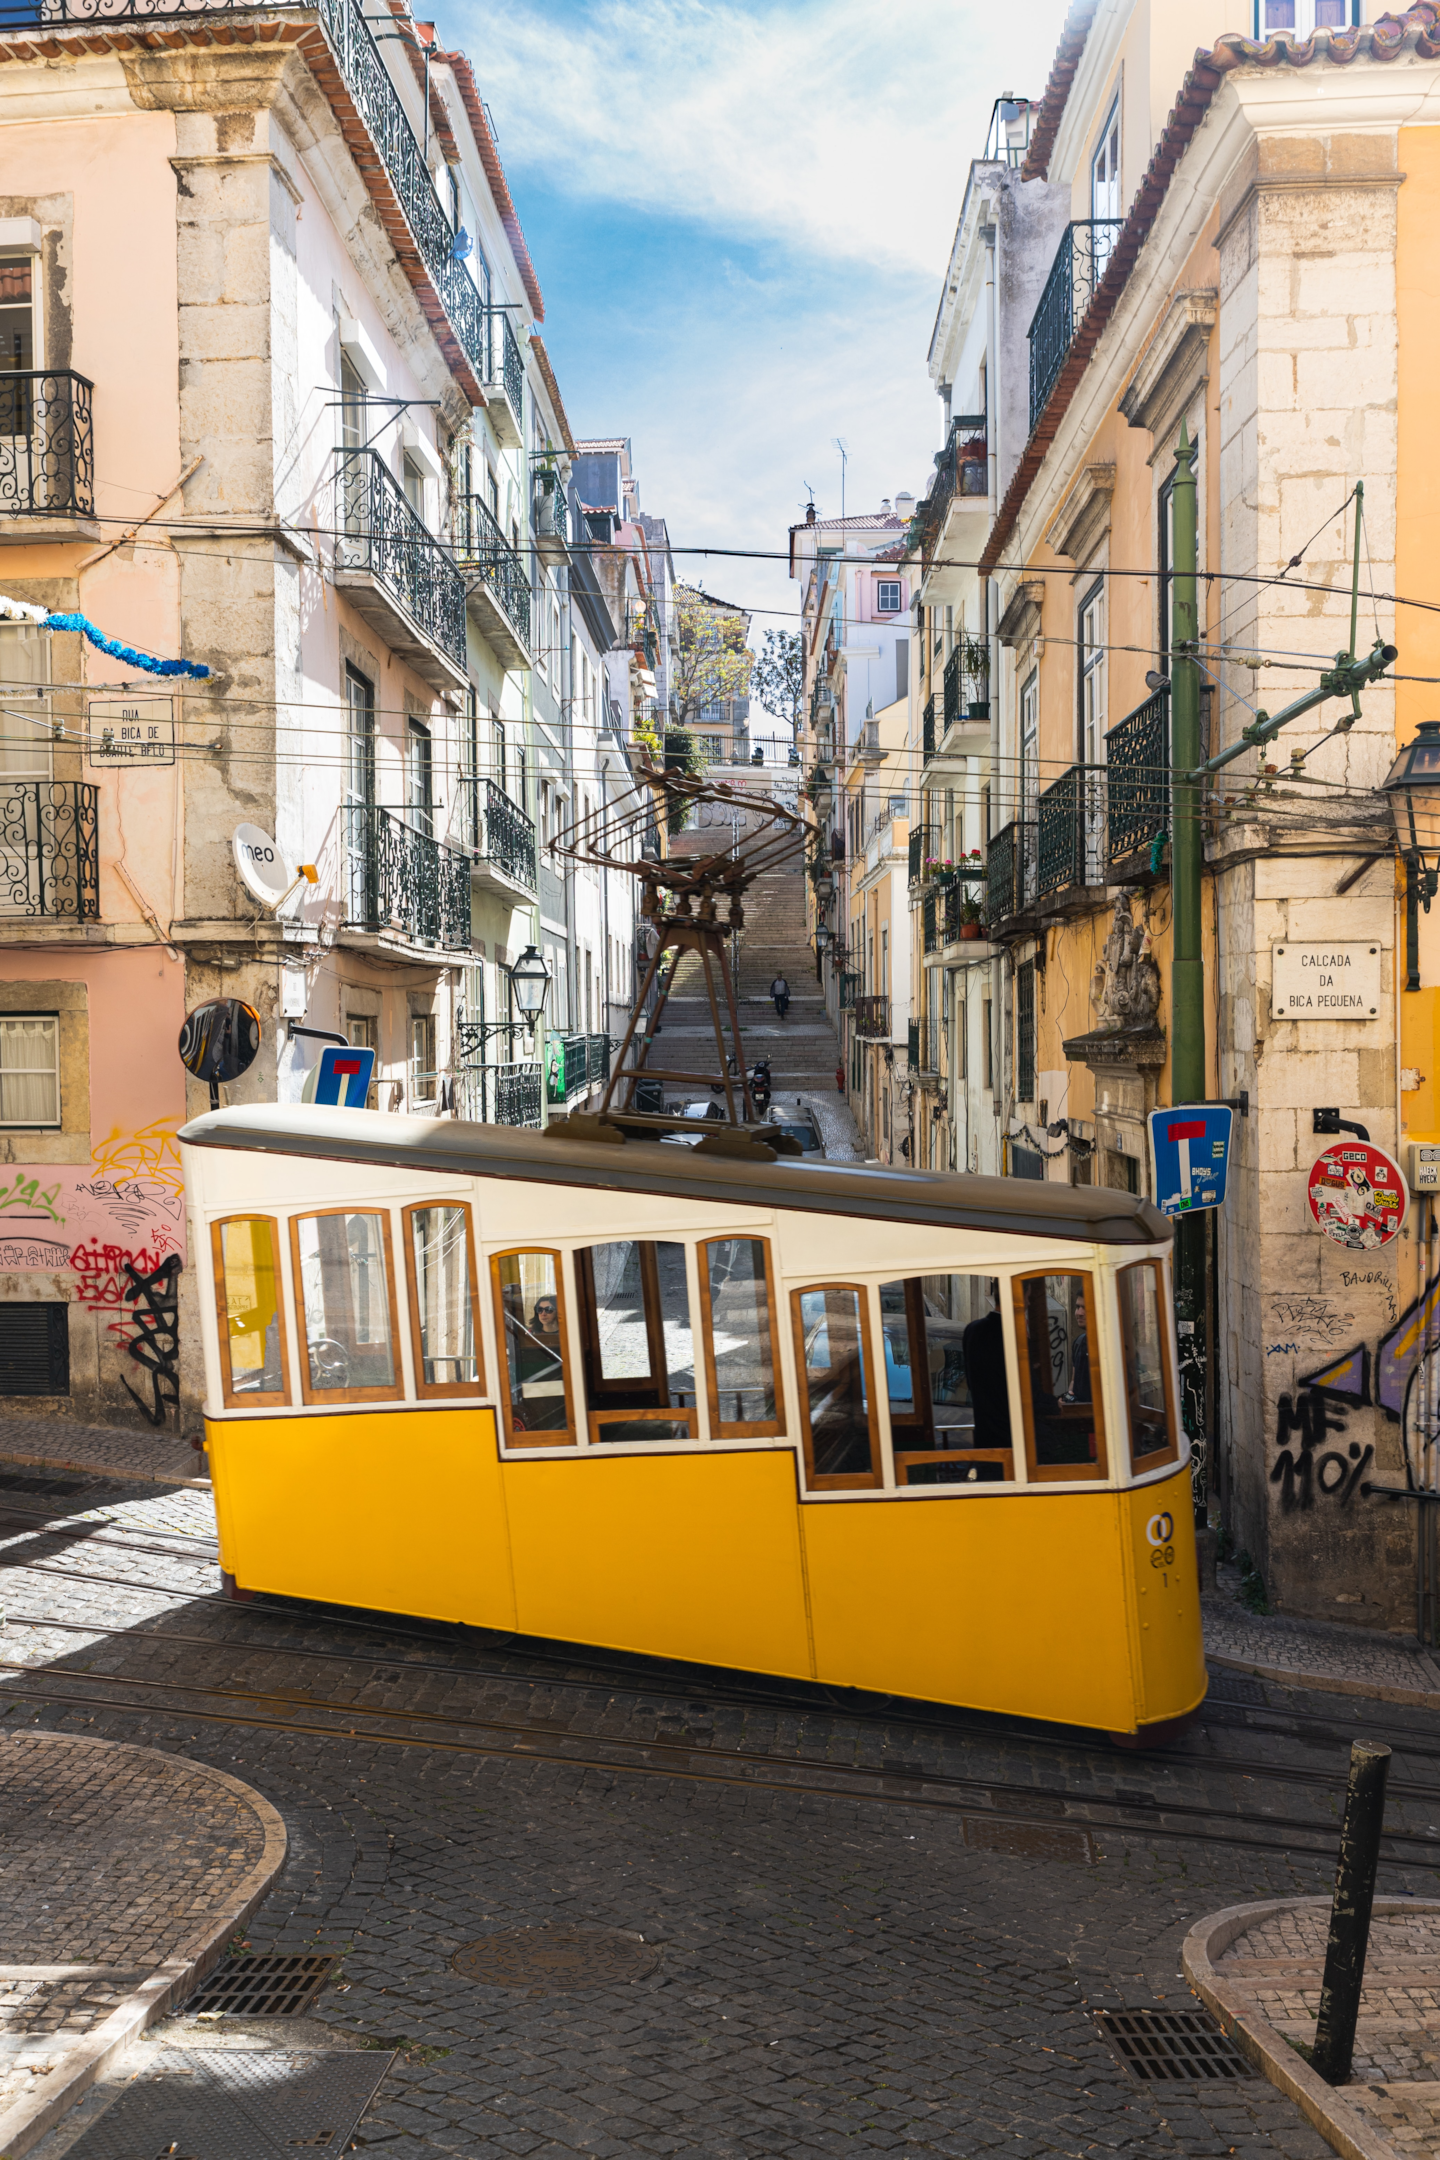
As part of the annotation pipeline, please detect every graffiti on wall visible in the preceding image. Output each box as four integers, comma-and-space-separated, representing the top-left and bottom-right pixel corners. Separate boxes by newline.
116, 1252, 181, 1427
1270, 1268, 1440, 1511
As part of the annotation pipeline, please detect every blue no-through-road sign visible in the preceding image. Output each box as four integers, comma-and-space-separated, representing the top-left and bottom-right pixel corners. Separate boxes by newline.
303, 1044, 375, 1109
1148, 1103, 1233, 1219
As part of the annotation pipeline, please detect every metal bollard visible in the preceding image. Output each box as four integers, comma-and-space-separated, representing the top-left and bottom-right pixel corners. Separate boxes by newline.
1310, 1740, 1391, 2086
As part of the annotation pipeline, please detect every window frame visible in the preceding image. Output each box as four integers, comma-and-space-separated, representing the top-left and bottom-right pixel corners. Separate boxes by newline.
211, 1214, 292, 1409
0, 1011, 60, 1130
490, 1245, 577, 1450
574, 1239, 701, 1446
791, 1281, 883, 1493
1118, 1257, 1182, 1473
883, 1276, 1014, 1487
289, 1206, 404, 1407
1253, 0, 1357, 34
875, 579, 902, 615
401, 1200, 484, 1401
698, 1234, 784, 1439
1011, 1267, 1109, 1484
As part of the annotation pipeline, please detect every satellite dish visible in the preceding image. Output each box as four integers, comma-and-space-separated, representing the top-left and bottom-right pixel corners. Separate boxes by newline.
233, 824, 289, 908
179, 998, 262, 1108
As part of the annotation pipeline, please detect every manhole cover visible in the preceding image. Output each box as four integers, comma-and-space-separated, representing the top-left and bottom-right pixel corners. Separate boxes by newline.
963, 1816, 1096, 1865
1096, 2006, 1251, 2081
187, 1953, 337, 2017
453, 1926, 658, 1990
1207, 1672, 1267, 1706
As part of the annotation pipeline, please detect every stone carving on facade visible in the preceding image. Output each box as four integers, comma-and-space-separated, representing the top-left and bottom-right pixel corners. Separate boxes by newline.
1092, 893, 1161, 1034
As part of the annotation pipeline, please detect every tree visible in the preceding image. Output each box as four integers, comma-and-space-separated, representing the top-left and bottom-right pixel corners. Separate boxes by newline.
670, 585, 752, 734
751, 627, 804, 736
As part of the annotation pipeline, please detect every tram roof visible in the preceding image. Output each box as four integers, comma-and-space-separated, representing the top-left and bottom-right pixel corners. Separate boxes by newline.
179, 1106, 1171, 1248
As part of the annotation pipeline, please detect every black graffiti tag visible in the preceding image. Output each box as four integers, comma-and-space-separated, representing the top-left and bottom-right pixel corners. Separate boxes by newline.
118, 1252, 181, 1427
1270, 1388, 1374, 1510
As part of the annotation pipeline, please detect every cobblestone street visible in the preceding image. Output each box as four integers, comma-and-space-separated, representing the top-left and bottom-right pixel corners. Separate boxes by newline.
3, 1466, 1438, 2158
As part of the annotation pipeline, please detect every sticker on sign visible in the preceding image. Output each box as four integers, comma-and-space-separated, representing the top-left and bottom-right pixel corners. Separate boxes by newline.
1147, 1104, 1233, 1220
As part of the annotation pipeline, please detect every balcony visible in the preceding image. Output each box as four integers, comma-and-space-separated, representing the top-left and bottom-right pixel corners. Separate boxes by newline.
838, 969, 860, 1011
547, 1033, 612, 1105
456, 494, 533, 670
1105, 688, 1169, 870
853, 993, 890, 1041
469, 777, 536, 897
0, 782, 98, 919
907, 823, 935, 884
1028, 221, 1124, 432
985, 820, 1037, 933
459, 1059, 542, 1127
1036, 765, 1107, 903
913, 416, 987, 573
922, 695, 937, 764
334, 448, 467, 689
483, 309, 525, 447
344, 804, 472, 952
0, 371, 96, 540
533, 466, 568, 561
858, 718, 884, 765
907, 1017, 942, 1081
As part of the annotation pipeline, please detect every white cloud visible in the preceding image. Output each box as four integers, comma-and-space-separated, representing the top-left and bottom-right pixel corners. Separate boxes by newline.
467, 0, 1067, 277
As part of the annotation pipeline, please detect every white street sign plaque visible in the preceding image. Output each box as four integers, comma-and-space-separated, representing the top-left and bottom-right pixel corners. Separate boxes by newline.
1271, 942, 1380, 1021
88, 696, 175, 766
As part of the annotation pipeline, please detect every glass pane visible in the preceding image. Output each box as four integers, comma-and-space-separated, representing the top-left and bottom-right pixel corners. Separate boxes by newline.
703, 1238, 777, 1429
880, 1274, 1002, 1446
590, 1240, 653, 1381
1019, 1275, 1100, 1468
497, 1251, 569, 1435
1264, 0, 1296, 22
0, 1017, 56, 1126
410, 1207, 477, 1387
1121, 1264, 1172, 1461
799, 1286, 874, 1478
295, 1212, 395, 1393
220, 1219, 283, 1395
1314, 0, 1346, 18
656, 1241, 697, 1406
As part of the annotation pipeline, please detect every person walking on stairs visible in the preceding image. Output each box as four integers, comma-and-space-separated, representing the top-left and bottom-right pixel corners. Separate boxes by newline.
770, 974, 790, 1019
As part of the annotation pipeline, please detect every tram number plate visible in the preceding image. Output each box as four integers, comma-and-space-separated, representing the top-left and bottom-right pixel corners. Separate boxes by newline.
1146, 1509, 1176, 1570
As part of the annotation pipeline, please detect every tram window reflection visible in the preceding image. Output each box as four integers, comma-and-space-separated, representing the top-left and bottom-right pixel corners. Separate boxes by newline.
493, 1249, 574, 1446
881, 1274, 1013, 1485
291, 1211, 400, 1401
577, 1240, 699, 1442
404, 1204, 482, 1397
794, 1285, 880, 1487
214, 1216, 288, 1404
1119, 1261, 1179, 1468
1013, 1271, 1107, 1480
699, 1237, 781, 1436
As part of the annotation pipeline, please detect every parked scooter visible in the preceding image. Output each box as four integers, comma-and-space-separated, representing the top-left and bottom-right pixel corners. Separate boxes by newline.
749, 1058, 773, 1116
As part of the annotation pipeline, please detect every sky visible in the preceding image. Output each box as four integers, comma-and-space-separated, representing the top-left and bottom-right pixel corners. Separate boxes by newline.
451, 0, 1070, 666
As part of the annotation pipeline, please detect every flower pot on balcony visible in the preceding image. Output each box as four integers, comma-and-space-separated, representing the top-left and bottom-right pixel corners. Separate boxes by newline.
959, 920, 982, 941
966, 700, 990, 720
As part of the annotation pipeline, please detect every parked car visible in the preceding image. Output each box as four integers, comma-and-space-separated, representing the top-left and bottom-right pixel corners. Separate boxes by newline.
768, 1105, 823, 1155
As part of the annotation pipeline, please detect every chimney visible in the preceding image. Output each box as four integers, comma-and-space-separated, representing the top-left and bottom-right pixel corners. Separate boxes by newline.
895, 492, 915, 520
804, 502, 817, 526
880, 497, 892, 514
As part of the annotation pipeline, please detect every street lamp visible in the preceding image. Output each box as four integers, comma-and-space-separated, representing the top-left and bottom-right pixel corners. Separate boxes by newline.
814, 921, 832, 957
508, 944, 552, 1127
1382, 720, 1440, 991
814, 869, 835, 905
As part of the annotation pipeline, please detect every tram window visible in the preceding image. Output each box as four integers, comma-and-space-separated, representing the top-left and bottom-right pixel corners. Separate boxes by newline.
213, 1216, 289, 1405
1119, 1260, 1180, 1469
290, 1212, 401, 1402
792, 1285, 881, 1488
403, 1203, 482, 1397
1012, 1271, 1108, 1481
881, 1274, 1013, 1485
576, 1240, 698, 1443
492, 1249, 575, 1447
699, 1236, 781, 1437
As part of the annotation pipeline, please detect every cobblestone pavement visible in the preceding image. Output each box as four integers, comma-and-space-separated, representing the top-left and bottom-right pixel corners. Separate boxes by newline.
1204, 1585, 1440, 1705
8, 1473, 1440, 2158
0, 1413, 207, 1488
791, 1087, 861, 1162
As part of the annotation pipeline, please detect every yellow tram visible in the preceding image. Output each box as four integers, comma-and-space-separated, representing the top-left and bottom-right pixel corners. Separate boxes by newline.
181, 1107, 1206, 1739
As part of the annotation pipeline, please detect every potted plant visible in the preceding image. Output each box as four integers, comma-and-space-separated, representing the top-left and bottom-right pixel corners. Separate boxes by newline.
925, 856, 956, 887
959, 893, 983, 940
960, 632, 990, 720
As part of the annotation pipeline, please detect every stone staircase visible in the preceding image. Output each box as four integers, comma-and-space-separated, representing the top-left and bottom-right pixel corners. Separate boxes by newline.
657, 839, 841, 1100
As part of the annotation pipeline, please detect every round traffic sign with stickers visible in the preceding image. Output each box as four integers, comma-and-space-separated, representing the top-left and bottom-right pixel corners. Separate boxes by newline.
1306, 1139, 1408, 1251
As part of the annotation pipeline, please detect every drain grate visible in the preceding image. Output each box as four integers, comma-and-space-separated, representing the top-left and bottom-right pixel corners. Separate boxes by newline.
963, 1816, 1096, 1865
61, 2047, 392, 2158
1207, 1672, 1267, 1706
1096, 2007, 1250, 2081
187, 1953, 337, 2017
453, 1926, 658, 1991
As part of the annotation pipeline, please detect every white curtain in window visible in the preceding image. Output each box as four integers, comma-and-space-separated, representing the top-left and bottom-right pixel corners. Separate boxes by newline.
0, 1016, 57, 1124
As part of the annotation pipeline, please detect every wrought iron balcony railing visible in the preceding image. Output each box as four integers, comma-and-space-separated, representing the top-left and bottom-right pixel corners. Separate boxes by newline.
853, 993, 889, 1040
922, 892, 938, 955
456, 493, 532, 649
907, 1017, 941, 1076
1028, 220, 1124, 432
943, 648, 962, 734
0, 781, 99, 918
487, 308, 524, 425
1036, 764, 1108, 899
986, 819, 1037, 928
458, 1059, 541, 1127
912, 415, 987, 572
922, 694, 937, 764
345, 803, 472, 950
1105, 689, 1168, 866
335, 447, 466, 668
0, 371, 94, 518
547, 1032, 611, 1104
838, 969, 860, 1011
470, 776, 536, 890
533, 465, 568, 547
908, 823, 936, 884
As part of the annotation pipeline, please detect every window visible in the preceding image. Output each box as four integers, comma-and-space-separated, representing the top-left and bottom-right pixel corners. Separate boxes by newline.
213, 1217, 289, 1406
346, 664, 375, 806
0, 255, 34, 373
882, 1275, 1011, 1484
1016, 961, 1035, 1104
576, 1240, 698, 1442
1013, 1271, 1107, 1481
339, 350, 365, 452
0, 1015, 58, 1127
1020, 670, 1038, 903
345, 1014, 379, 1110
409, 1013, 436, 1104
876, 580, 902, 614
982, 996, 993, 1092
291, 1211, 401, 1403
492, 717, 507, 795
403, 452, 426, 524
492, 1249, 574, 1446
1091, 96, 1121, 222
699, 1236, 780, 1436
403, 1203, 481, 1396
792, 1285, 880, 1489
1257, 0, 1351, 30
406, 719, 433, 837
1119, 1260, 1180, 1470
0, 622, 51, 779
1079, 579, 1107, 881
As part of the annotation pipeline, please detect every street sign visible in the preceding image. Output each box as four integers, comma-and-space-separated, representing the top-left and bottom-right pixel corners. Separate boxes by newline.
1307, 1139, 1408, 1250
1148, 1103, 1233, 1219
88, 695, 174, 766
301, 1044, 375, 1109
1271, 942, 1381, 1021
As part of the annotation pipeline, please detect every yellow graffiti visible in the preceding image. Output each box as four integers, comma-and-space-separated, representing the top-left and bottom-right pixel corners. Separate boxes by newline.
90, 1118, 185, 1198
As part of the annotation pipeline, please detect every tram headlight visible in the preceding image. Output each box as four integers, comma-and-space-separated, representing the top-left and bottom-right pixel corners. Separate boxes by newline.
509, 943, 552, 1017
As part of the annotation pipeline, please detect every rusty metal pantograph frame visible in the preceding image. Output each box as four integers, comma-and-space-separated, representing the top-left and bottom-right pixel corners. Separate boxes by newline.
547, 761, 805, 1131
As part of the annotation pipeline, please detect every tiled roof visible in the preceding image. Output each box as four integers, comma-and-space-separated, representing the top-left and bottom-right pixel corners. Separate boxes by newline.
1020, 0, 1099, 182
443, 51, 545, 322
528, 334, 577, 458
981, 6, 1440, 579
575, 438, 631, 455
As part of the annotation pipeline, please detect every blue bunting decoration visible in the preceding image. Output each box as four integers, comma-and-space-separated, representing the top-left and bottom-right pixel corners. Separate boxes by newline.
42, 611, 210, 680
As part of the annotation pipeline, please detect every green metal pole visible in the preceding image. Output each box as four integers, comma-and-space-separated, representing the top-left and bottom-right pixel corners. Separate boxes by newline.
1169, 421, 1207, 1500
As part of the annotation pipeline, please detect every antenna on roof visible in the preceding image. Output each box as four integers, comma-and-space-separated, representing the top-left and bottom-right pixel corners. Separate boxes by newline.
833, 438, 848, 524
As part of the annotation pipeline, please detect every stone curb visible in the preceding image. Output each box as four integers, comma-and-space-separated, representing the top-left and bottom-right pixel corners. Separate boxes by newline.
1208, 1649, 1440, 1714
0, 1443, 211, 1492
1181, 1894, 1436, 2160
0, 1734, 287, 2159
